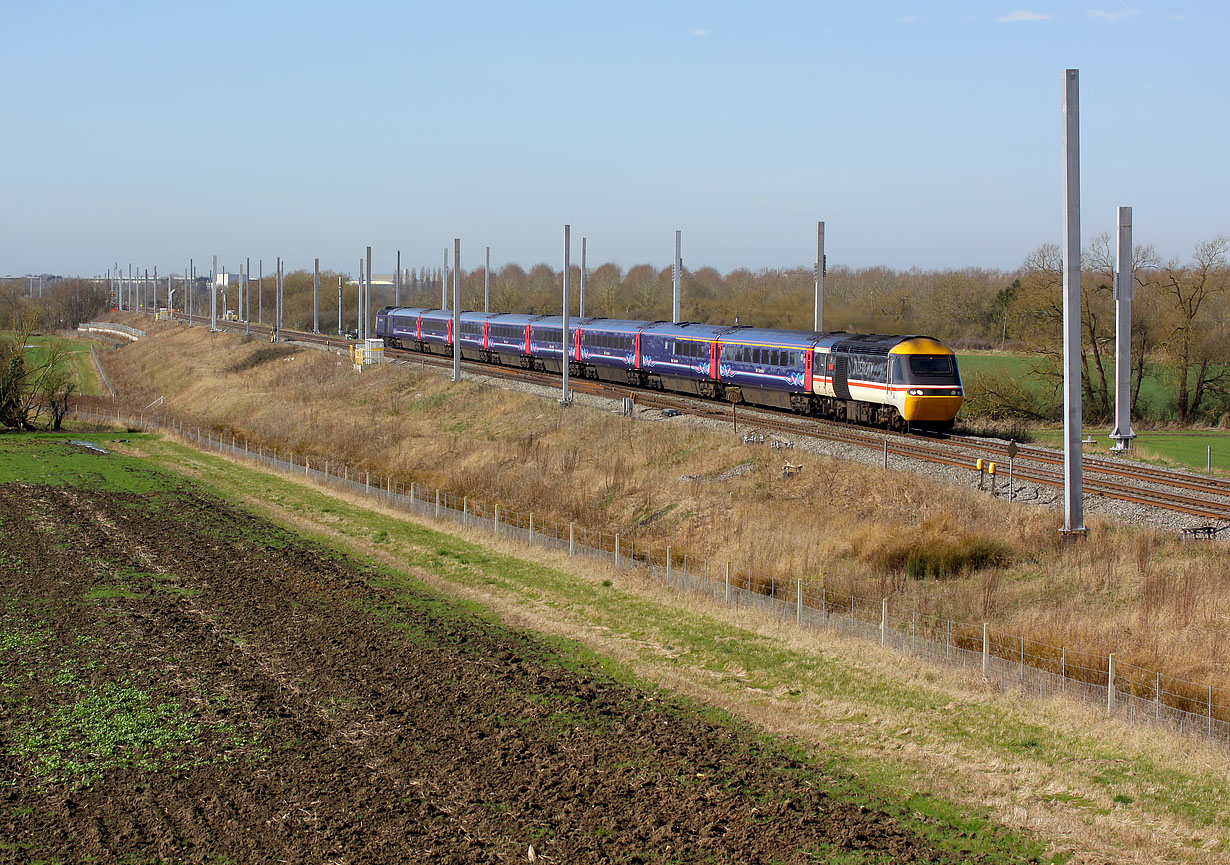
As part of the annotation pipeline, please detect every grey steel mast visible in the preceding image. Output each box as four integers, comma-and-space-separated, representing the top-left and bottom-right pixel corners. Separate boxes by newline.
1061, 69, 1085, 537
1110, 206, 1135, 452
452, 239, 461, 383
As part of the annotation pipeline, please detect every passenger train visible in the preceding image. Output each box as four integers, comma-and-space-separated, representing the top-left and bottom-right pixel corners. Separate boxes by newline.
374, 307, 964, 431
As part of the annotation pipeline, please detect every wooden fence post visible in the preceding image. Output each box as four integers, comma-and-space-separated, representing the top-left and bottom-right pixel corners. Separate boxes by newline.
982, 623, 989, 675
1108, 654, 1116, 715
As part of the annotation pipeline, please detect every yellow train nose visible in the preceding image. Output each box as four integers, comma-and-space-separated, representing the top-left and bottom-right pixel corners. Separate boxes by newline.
902, 395, 964, 423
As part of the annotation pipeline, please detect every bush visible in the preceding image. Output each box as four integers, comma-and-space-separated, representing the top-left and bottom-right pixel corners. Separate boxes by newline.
960, 369, 1060, 422
226, 346, 295, 374
862, 516, 1011, 579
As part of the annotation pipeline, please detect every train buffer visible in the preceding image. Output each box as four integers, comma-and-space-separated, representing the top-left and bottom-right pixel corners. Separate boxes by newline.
781, 461, 803, 479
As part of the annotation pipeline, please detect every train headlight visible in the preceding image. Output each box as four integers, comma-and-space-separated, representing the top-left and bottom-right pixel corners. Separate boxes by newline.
908, 389, 923, 396
951, 388, 963, 396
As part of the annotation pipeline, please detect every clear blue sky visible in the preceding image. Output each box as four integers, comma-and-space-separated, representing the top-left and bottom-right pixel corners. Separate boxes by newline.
3, 1, 1226, 278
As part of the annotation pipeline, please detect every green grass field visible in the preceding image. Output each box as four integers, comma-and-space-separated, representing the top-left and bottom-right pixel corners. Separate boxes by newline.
0, 432, 180, 492
1028, 427, 1230, 474
957, 351, 1227, 424
20, 335, 104, 397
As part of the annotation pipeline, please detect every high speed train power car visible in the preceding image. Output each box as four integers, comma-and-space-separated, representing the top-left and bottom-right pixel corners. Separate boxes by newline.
375, 307, 963, 431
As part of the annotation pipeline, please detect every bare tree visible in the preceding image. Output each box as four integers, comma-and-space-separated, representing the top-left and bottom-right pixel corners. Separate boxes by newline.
0, 312, 79, 430
1157, 236, 1230, 422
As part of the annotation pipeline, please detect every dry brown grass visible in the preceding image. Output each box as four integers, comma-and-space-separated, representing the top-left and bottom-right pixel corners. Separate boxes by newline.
96, 317, 1230, 697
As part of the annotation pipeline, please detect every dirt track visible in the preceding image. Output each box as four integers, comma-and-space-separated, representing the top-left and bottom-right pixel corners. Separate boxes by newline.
0, 481, 988, 863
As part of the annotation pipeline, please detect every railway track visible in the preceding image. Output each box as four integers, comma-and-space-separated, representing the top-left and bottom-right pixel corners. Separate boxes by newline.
166, 313, 1230, 526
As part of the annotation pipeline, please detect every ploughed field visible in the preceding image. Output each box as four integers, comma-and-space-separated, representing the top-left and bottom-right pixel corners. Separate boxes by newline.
0, 477, 966, 864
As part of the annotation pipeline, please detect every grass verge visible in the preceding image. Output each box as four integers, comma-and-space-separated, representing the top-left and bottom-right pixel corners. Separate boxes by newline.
119, 431, 1230, 864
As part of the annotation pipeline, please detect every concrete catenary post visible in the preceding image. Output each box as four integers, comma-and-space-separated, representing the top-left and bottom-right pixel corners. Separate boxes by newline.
1061, 69, 1086, 537
442, 247, 448, 309
365, 246, 372, 341
210, 255, 218, 332
580, 237, 587, 317
561, 225, 572, 405
1110, 206, 1135, 451
484, 246, 490, 313
815, 221, 826, 332
672, 230, 681, 323
313, 258, 320, 333
396, 249, 401, 307
452, 239, 461, 383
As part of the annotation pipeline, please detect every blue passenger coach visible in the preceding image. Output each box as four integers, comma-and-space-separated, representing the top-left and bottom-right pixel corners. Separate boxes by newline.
374, 306, 963, 430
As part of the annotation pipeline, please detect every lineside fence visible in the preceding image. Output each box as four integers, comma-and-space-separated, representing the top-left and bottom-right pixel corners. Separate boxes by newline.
72, 406, 1229, 750
88, 346, 116, 398
79, 322, 146, 341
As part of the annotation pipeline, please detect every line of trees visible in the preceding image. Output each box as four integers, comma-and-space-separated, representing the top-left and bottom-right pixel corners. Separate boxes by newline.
8, 236, 1226, 428
362, 240, 1228, 425
233, 238, 1226, 425
998, 236, 1229, 425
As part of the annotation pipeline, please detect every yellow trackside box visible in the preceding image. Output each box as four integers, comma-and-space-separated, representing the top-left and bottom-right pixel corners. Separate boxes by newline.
351, 339, 384, 366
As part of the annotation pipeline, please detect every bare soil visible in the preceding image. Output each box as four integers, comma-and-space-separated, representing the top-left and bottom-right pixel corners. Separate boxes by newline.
0, 481, 1005, 863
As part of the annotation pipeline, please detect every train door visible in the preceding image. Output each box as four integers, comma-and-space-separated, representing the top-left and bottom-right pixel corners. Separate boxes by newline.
415, 316, 422, 340
447, 319, 454, 345
804, 349, 813, 391
709, 341, 719, 380
634, 332, 642, 369
524, 324, 532, 355
574, 328, 583, 361
483, 321, 490, 351
832, 354, 851, 400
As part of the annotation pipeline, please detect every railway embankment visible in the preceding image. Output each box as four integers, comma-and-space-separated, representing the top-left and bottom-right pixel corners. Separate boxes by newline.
86, 316, 1230, 725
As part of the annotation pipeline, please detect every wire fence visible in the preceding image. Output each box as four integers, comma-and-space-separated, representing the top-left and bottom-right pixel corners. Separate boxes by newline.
73, 406, 1230, 751
88, 346, 116, 398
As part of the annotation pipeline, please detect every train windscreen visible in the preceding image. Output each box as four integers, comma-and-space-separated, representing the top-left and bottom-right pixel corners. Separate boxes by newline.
909, 355, 956, 377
